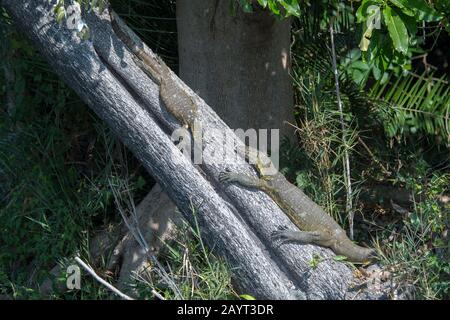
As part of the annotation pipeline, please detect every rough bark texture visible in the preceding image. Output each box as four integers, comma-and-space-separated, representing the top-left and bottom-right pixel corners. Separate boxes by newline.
2, 0, 383, 299
177, 0, 295, 140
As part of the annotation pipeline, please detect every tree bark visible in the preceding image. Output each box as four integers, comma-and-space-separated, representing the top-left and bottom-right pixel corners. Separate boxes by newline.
177, 0, 295, 140
2, 0, 381, 299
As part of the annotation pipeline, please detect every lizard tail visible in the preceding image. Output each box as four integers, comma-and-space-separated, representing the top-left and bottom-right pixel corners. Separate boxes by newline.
333, 237, 376, 264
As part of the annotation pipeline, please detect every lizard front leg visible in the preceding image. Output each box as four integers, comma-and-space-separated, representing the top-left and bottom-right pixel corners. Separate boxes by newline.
219, 169, 273, 192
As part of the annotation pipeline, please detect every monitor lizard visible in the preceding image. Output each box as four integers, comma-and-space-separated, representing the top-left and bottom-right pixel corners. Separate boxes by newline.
108, 5, 375, 264
219, 148, 376, 264
108, 5, 201, 146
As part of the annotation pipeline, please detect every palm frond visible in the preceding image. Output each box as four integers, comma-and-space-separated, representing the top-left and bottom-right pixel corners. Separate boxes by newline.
370, 72, 450, 143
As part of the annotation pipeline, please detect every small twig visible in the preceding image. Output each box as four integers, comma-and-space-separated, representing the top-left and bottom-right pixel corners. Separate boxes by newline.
151, 289, 166, 300
422, 21, 426, 44
75, 257, 134, 300
411, 54, 427, 60
329, 17, 354, 239
132, 272, 166, 300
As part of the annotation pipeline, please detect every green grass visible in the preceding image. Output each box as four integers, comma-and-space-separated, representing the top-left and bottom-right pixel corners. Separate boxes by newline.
375, 171, 450, 299
130, 216, 237, 300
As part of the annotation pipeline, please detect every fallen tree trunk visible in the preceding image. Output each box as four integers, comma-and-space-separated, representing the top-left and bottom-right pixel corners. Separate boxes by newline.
2, 0, 381, 299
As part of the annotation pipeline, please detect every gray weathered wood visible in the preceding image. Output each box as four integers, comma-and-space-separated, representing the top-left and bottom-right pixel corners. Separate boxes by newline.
2, 0, 379, 299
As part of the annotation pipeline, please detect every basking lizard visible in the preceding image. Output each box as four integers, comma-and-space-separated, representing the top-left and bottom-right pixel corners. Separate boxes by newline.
108, 5, 201, 145
219, 148, 376, 264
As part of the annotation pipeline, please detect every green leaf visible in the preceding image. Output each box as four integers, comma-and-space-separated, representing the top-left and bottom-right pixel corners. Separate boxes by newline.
389, 0, 415, 16
372, 64, 382, 80
268, 0, 281, 15
333, 255, 348, 262
279, 0, 300, 17
240, 0, 254, 13
409, 0, 442, 21
257, 0, 268, 8
398, 10, 418, 36
240, 294, 256, 300
389, 0, 406, 9
349, 60, 371, 85
384, 6, 409, 54
56, 6, 65, 24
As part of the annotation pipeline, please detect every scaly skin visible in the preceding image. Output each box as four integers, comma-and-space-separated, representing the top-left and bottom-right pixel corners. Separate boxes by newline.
219, 148, 375, 264
109, 7, 199, 138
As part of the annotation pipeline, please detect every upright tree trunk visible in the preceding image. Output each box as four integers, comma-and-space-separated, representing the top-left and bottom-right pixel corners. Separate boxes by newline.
177, 0, 294, 141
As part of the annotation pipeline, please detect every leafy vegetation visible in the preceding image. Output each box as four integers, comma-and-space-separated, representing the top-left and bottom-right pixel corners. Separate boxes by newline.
283, 0, 449, 299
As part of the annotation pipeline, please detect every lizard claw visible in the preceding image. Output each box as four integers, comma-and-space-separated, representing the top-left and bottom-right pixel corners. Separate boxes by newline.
271, 228, 289, 240
271, 228, 296, 246
219, 169, 235, 183
271, 225, 289, 238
